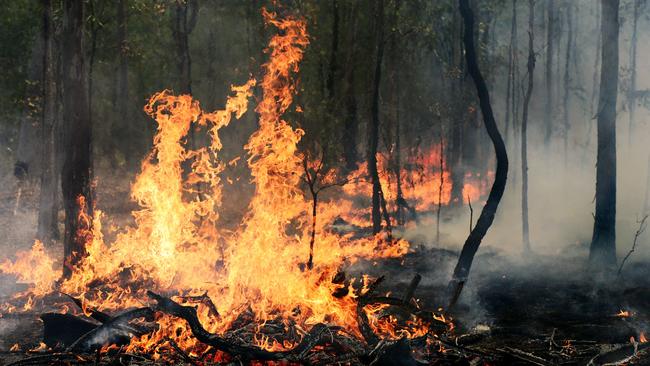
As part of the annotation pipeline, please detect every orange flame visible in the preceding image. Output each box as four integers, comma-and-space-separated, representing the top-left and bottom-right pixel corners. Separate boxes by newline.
0, 8, 413, 357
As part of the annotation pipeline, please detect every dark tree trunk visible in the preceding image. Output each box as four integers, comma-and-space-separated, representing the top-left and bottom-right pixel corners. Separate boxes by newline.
543, 0, 554, 147
172, 0, 197, 95
590, 0, 619, 272
37, 0, 59, 245
627, 0, 640, 145
369, 0, 385, 234
326, 0, 339, 100
447, 0, 508, 308
521, 0, 535, 254
343, 3, 359, 171
61, 0, 93, 278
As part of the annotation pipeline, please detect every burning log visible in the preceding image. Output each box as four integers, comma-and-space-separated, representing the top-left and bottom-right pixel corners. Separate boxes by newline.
147, 291, 336, 362
41, 313, 97, 348
67, 307, 154, 352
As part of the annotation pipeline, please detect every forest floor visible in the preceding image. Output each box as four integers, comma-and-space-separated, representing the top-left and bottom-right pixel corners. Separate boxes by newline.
0, 171, 649, 364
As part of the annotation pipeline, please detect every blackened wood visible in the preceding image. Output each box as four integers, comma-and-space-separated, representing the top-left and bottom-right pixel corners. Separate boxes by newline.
590, 0, 619, 271
41, 313, 97, 348
447, 0, 508, 308
37, 0, 59, 245
61, 0, 93, 278
369, 0, 385, 234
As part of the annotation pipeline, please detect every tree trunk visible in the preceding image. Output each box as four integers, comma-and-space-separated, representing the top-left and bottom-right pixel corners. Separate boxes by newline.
369, 0, 385, 234
61, 0, 93, 278
521, 0, 535, 254
504, 0, 516, 145
447, 0, 508, 308
112, 0, 128, 166
586, 2, 601, 153
37, 0, 59, 245
173, 0, 197, 95
342, 2, 359, 172
627, 0, 640, 145
326, 0, 339, 100
590, 0, 619, 271
562, 3, 574, 166
15, 24, 45, 183
449, 9, 465, 207
543, 0, 554, 148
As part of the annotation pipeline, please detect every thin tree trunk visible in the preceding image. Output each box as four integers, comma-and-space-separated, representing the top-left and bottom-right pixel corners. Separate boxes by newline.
308, 192, 318, 270
586, 2, 601, 153
326, 0, 339, 100
504, 0, 516, 145
342, 2, 359, 172
436, 136, 444, 244
521, 0, 535, 254
449, 10, 465, 207
562, 3, 573, 166
643, 154, 650, 214
627, 0, 640, 145
37, 0, 59, 245
113, 0, 128, 166
61, 0, 93, 278
543, 0, 554, 148
173, 0, 196, 94
369, 0, 385, 234
590, 0, 619, 271
447, 0, 508, 308
511, 0, 520, 187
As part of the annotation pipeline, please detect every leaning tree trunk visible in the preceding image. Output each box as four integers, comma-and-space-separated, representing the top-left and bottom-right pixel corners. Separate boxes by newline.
521, 0, 535, 254
37, 0, 59, 245
447, 0, 508, 308
369, 0, 386, 234
590, 0, 619, 272
61, 0, 93, 278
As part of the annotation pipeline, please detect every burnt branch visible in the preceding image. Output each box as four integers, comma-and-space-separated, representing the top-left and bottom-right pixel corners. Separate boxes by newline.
617, 214, 649, 276
147, 291, 335, 362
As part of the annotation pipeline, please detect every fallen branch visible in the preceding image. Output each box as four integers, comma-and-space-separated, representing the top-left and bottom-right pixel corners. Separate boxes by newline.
147, 291, 335, 362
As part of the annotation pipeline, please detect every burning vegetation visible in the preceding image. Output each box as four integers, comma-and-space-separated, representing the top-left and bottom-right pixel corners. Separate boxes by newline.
0, 0, 649, 365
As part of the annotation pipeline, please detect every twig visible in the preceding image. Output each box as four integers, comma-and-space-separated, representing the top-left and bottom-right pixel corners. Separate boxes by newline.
617, 214, 648, 276
498, 346, 554, 366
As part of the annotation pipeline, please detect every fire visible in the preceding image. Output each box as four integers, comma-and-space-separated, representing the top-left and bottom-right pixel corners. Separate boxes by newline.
341, 143, 491, 228
616, 310, 631, 318
0, 241, 57, 297
0, 7, 415, 358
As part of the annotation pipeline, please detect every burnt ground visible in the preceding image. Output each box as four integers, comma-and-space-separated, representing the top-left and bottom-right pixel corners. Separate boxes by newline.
0, 172, 649, 364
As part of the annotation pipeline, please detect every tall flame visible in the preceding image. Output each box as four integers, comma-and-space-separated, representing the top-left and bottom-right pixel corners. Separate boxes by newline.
0, 8, 410, 355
